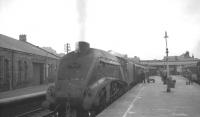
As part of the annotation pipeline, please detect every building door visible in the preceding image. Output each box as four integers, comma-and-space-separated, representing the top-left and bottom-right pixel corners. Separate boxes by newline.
33, 63, 44, 84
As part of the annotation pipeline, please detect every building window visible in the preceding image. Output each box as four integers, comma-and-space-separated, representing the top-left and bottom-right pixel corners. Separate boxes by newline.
0, 56, 4, 84
18, 60, 22, 83
4, 59, 9, 83
24, 61, 28, 80
50, 64, 53, 72
46, 64, 49, 78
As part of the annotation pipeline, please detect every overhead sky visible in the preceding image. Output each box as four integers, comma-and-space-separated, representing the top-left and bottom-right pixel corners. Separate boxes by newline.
0, 0, 200, 60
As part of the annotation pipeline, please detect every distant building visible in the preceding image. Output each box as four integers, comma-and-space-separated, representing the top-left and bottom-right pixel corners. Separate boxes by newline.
129, 56, 140, 63
141, 52, 199, 75
0, 34, 60, 92
42, 47, 66, 58
42, 47, 57, 55
58, 53, 65, 57
108, 50, 127, 58
163, 51, 197, 61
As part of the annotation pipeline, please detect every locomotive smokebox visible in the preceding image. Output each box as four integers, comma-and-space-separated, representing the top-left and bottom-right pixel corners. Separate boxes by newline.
77, 41, 90, 53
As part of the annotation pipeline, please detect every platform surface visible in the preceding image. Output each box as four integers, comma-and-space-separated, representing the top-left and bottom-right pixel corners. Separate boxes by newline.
0, 84, 52, 103
97, 75, 200, 117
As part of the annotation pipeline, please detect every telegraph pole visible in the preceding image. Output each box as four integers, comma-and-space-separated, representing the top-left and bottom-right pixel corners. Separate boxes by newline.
164, 31, 171, 92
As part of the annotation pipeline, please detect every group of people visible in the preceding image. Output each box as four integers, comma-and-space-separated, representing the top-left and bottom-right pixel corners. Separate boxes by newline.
140, 70, 150, 83
160, 69, 194, 85
185, 69, 193, 85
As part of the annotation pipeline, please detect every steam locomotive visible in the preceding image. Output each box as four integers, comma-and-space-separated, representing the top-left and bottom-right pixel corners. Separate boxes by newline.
42, 41, 146, 117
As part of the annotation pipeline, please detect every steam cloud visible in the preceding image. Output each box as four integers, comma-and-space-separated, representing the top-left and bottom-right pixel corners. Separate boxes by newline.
184, 0, 200, 58
77, 0, 87, 41
193, 40, 200, 58
185, 0, 200, 15
184, 0, 200, 22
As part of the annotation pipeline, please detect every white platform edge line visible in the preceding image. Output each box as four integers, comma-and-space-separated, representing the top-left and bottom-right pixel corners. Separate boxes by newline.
122, 84, 145, 117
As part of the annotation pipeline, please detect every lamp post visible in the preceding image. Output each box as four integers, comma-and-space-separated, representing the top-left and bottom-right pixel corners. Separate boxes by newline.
164, 31, 171, 92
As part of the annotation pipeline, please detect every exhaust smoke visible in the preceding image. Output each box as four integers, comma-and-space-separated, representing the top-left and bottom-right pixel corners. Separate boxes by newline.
77, 0, 87, 41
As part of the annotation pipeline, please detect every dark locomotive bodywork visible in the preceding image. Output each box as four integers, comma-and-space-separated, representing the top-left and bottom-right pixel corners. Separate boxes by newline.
42, 42, 145, 116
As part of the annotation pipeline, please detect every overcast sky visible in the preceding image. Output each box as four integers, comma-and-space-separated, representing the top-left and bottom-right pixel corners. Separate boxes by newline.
0, 0, 200, 60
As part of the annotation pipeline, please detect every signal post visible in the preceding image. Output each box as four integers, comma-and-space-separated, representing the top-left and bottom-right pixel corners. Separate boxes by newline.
164, 31, 172, 92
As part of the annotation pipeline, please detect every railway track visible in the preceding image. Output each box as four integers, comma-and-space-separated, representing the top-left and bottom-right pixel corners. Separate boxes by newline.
0, 92, 46, 117
0, 84, 131, 117
15, 108, 57, 117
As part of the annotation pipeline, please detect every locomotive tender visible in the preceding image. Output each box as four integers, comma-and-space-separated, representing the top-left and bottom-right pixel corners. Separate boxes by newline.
42, 41, 145, 116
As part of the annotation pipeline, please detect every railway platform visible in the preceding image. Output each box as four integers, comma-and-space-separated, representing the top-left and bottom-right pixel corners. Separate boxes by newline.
97, 75, 200, 117
0, 84, 54, 117
0, 83, 52, 103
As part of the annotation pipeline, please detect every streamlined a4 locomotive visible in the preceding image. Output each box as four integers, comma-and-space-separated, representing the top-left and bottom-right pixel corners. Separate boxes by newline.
42, 41, 145, 116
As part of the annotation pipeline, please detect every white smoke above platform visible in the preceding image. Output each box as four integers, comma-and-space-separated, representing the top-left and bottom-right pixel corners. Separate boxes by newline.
77, 0, 87, 41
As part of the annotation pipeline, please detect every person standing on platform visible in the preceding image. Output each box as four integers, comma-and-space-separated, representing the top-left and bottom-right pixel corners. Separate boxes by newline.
162, 71, 167, 85
146, 70, 150, 83
141, 71, 146, 83
187, 69, 193, 85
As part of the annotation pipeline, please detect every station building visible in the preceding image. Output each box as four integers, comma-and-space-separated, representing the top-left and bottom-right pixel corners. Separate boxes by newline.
141, 54, 199, 75
0, 34, 60, 92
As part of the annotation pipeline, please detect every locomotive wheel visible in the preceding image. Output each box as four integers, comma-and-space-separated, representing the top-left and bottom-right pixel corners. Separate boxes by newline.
57, 104, 67, 117
57, 102, 78, 117
98, 88, 107, 112
76, 110, 89, 117
65, 102, 77, 117
110, 82, 120, 102
118, 83, 126, 96
88, 110, 96, 117
110, 81, 126, 103
68, 109, 77, 117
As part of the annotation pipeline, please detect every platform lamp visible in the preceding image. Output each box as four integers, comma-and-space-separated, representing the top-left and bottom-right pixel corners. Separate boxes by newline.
164, 31, 171, 92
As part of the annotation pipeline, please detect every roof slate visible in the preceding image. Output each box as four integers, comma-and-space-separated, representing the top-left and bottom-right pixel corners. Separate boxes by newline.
0, 34, 59, 59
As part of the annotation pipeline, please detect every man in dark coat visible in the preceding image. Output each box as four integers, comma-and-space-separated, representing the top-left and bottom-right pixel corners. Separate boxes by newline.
187, 69, 193, 85
141, 71, 146, 83
162, 71, 167, 85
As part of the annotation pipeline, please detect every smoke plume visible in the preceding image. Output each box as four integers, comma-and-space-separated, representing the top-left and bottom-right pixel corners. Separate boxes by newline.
193, 40, 200, 58
184, 0, 200, 22
77, 0, 87, 41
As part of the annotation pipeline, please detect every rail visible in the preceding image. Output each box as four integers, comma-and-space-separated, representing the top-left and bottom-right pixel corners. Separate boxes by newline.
15, 108, 58, 117
0, 92, 46, 117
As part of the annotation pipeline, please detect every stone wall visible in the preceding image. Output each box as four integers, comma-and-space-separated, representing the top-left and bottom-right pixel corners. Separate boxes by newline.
0, 48, 12, 91
0, 47, 59, 91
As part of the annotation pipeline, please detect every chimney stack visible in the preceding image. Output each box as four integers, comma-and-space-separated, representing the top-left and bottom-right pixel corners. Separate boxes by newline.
19, 34, 27, 42
76, 41, 90, 53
